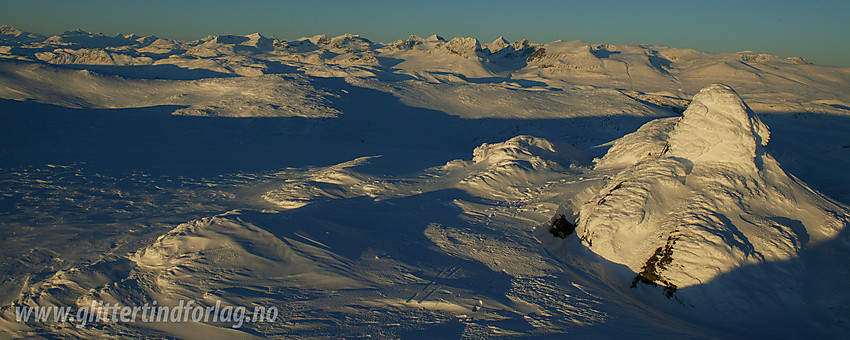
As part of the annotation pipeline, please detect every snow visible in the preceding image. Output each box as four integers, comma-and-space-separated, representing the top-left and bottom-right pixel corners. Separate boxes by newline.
571, 83, 849, 335
1, 25, 849, 338
668, 84, 770, 164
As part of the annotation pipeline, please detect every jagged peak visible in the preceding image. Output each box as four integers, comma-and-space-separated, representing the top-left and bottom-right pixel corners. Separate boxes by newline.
307, 34, 331, 45
492, 36, 509, 45
426, 34, 445, 42
0, 25, 45, 42
327, 34, 374, 52
444, 37, 482, 56
485, 36, 510, 53
0, 25, 22, 35
387, 35, 425, 50
512, 39, 533, 51
447, 36, 479, 44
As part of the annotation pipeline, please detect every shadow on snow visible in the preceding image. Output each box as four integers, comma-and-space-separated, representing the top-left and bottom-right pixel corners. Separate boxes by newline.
0, 75, 657, 177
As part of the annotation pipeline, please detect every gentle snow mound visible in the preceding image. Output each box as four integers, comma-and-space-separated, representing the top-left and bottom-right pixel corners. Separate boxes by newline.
459, 136, 584, 201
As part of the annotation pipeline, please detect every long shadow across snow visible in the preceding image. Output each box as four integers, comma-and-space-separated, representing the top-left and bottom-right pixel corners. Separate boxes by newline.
231, 187, 713, 338
0, 76, 657, 178
670, 222, 850, 338
758, 112, 850, 205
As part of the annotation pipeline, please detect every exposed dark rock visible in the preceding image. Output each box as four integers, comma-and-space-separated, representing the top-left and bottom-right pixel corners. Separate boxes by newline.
549, 214, 576, 239
631, 235, 679, 299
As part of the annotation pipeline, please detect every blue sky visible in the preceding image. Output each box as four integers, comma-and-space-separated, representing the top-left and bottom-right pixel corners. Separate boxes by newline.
2, 0, 848, 66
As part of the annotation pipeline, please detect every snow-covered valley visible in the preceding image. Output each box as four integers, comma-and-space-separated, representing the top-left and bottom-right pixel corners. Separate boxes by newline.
1, 25, 850, 338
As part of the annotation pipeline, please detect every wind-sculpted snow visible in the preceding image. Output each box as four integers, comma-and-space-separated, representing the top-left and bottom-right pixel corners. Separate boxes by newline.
667, 84, 770, 165
2, 25, 850, 338
575, 84, 850, 332
458, 136, 585, 201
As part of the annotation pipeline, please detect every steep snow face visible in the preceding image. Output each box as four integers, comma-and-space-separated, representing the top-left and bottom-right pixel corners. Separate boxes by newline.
576, 84, 848, 311
443, 37, 482, 58
484, 37, 510, 53
667, 84, 770, 165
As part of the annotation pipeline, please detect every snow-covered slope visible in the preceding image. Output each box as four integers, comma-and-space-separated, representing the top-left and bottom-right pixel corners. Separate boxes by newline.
0, 61, 340, 117
1, 25, 850, 338
569, 84, 850, 335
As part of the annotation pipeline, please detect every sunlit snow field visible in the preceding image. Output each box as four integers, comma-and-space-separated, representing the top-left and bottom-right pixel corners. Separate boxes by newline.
1, 26, 850, 338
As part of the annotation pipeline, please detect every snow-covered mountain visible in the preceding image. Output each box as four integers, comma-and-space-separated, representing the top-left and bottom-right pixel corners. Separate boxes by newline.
1, 25, 850, 338
2, 25, 846, 116
561, 84, 849, 334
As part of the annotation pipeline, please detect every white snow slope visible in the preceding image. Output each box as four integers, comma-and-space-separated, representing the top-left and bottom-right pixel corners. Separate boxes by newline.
1, 26, 850, 338
561, 84, 850, 335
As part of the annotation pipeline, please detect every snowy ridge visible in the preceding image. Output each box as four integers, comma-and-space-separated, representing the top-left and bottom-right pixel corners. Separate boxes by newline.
2, 25, 849, 118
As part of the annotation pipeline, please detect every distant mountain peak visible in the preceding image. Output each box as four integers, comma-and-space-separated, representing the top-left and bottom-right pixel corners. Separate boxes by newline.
245, 32, 264, 39
307, 34, 331, 45
63, 28, 92, 36
444, 37, 481, 57
0, 25, 46, 43
485, 36, 510, 53
0, 25, 21, 35
426, 34, 445, 42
